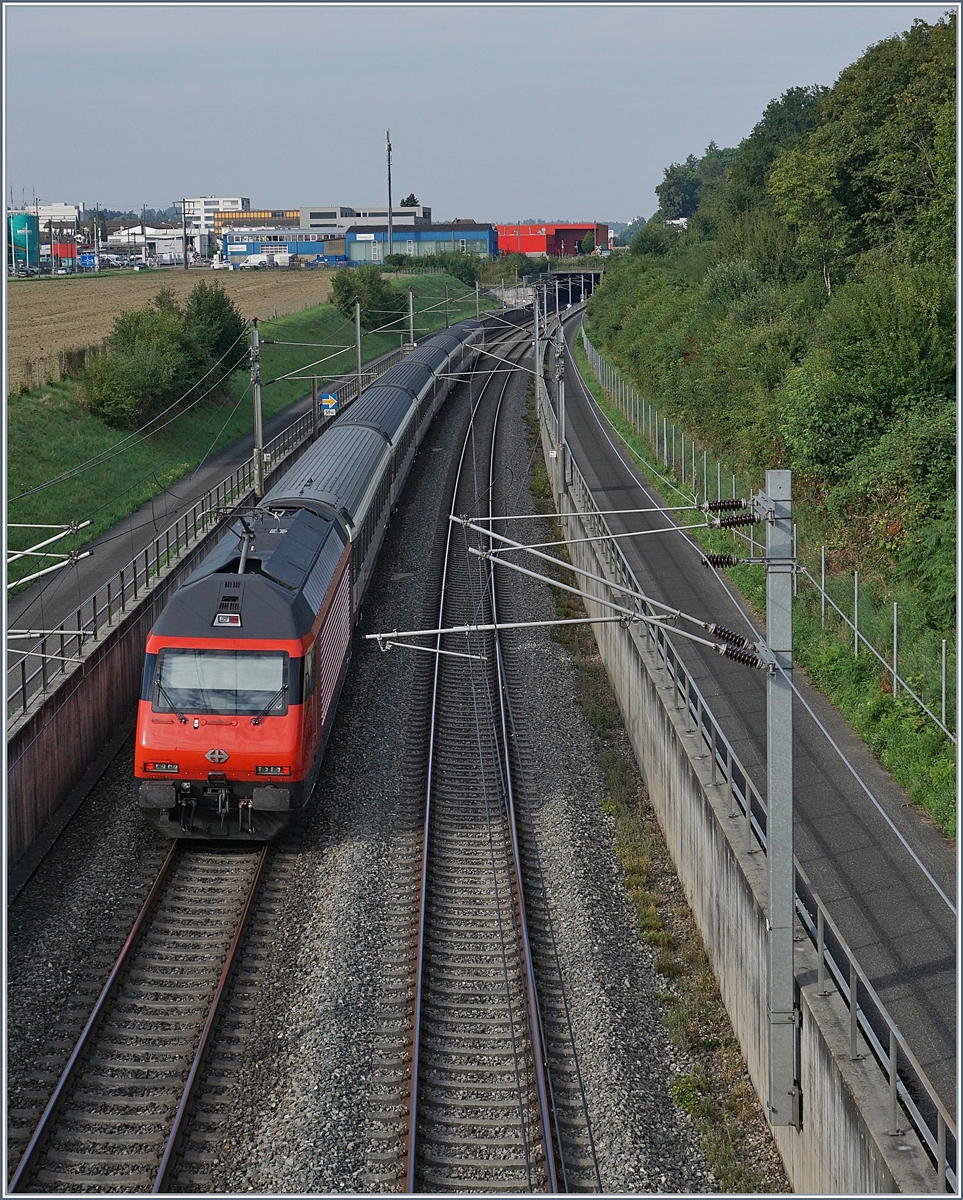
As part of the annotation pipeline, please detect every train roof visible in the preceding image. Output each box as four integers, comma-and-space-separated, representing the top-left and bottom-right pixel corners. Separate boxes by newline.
404, 341, 449, 372
154, 508, 347, 641
429, 331, 464, 356
339, 384, 418, 444
261, 423, 391, 530
372, 359, 435, 397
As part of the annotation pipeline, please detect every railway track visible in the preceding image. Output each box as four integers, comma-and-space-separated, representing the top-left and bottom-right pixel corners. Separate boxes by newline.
8, 843, 268, 1194
365, 325, 601, 1193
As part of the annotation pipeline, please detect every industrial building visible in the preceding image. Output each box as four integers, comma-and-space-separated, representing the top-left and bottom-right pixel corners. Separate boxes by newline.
345, 222, 496, 262
19, 201, 81, 225
495, 222, 609, 257
220, 213, 494, 265
181, 196, 250, 233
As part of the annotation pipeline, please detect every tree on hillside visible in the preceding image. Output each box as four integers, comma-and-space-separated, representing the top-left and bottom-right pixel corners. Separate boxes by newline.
655, 143, 739, 230
722, 85, 830, 215
331, 264, 406, 330
185, 281, 248, 370
629, 218, 671, 257
784, 14, 955, 261
768, 145, 851, 296
655, 155, 702, 219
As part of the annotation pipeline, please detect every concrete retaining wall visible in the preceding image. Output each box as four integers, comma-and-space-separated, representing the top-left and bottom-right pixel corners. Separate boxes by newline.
543, 421, 936, 1193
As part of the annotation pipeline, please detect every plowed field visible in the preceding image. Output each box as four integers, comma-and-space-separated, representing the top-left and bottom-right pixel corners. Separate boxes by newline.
7, 269, 334, 364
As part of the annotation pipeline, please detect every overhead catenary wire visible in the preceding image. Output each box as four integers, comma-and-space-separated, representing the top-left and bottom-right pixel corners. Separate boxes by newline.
452, 515, 750, 646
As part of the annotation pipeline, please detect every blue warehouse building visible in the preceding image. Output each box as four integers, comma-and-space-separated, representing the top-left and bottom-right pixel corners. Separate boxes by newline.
222, 221, 497, 267
346, 222, 498, 262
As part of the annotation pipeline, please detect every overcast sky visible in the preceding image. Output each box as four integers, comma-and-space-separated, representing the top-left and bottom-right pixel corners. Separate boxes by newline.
3, 3, 947, 224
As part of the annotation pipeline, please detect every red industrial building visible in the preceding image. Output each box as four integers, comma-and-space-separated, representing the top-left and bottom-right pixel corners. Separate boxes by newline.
495, 222, 609, 257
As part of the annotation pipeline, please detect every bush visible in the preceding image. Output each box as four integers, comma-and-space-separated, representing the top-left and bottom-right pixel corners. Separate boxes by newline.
383, 250, 481, 286
83, 343, 178, 428
82, 282, 247, 430
184, 280, 248, 370
331, 264, 406, 330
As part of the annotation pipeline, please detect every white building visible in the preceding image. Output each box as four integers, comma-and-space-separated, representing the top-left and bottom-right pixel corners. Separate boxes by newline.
180, 196, 250, 232
106, 225, 190, 263
10, 201, 80, 226
299, 203, 431, 232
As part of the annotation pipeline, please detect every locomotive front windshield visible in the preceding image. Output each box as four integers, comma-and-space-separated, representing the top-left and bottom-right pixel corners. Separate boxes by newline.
154, 649, 289, 717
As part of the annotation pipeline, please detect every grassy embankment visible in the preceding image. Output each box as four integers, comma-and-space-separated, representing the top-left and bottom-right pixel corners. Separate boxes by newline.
572, 336, 955, 839
523, 382, 788, 1192
7, 275, 494, 588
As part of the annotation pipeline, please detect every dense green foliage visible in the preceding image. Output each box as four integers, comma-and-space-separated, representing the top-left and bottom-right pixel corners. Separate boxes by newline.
331, 263, 407, 330
587, 14, 955, 634
477, 252, 549, 284
82, 282, 247, 429
383, 250, 480, 285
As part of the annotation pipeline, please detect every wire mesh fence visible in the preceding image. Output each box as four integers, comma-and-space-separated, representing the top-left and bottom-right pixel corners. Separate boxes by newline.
580, 328, 956, 744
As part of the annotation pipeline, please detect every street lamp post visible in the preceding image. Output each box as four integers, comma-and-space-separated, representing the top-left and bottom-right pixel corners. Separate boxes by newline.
386, 130, 393, 262
251, 320, 264, 499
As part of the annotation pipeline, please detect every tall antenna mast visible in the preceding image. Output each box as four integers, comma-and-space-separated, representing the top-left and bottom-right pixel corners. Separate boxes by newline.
386, 129, 393, 265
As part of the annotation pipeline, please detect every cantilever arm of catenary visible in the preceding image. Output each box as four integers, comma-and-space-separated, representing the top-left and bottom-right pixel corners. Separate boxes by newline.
482, 504, 701, 521
466, 546, 763, 664
365, 614, 636, 649
453, 515, 732, 642
490, 522, 710, 553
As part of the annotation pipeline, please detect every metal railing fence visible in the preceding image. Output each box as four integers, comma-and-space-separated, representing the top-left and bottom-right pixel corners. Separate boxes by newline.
537, 359, 956, 1191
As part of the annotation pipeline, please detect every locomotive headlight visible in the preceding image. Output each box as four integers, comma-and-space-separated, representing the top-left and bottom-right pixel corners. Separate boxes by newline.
256, 765, 292, 776
145, 762, 179, 773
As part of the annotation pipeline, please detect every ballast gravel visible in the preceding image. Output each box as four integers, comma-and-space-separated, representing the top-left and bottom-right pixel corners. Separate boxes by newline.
7, 366, 783, 1193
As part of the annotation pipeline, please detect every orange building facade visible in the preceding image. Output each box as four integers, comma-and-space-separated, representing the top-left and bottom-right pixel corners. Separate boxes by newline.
495, 222, 609, 257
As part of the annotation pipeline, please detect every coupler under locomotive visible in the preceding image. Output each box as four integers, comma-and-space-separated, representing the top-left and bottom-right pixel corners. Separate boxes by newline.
137, 776, 302, 840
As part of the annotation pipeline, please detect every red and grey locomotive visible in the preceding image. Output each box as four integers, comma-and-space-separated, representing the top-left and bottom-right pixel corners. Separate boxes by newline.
135, 322, 483, 838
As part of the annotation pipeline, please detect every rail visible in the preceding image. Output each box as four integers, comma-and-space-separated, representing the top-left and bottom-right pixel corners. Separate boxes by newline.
538, 349, 957, 1192
8, 843, 269, 1193
8, 843, 181, 1191
6, 350, 407, 730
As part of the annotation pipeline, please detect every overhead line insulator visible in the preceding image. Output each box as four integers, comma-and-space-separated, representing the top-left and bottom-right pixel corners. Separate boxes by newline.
709, 623, 753, 649
703, 498, 748, 512
702, 554, 739, 568
720, 644, 763, 668
713, 514, 760, 529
